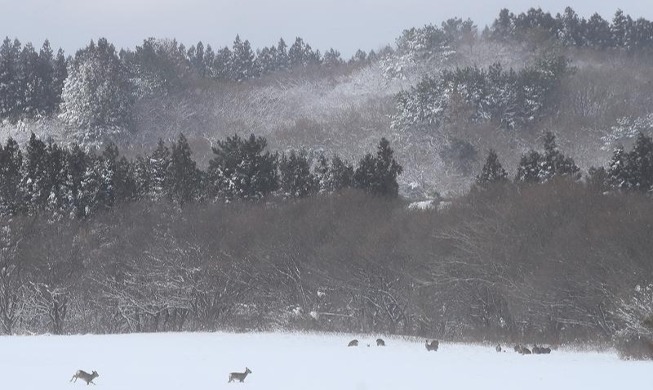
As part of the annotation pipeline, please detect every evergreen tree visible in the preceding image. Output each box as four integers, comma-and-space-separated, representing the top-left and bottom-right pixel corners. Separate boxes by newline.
44, 140, 68, 219
476, 149, 508, 187
147, 138, 171, 201
213, 46, 233, 80
167, 134, 200, 205
0, 138, 24, 215
628, 132, 653, 192
328, 155, 354, 192
231, 35, 257, 82
22, 133, 49, 212
354, 138, 403, 197
208, 134, 278, 201
515, 150, 542, 183
60, 38, 134, 141
276, 38, 289, 71
0, 38, 21, 120
64, 144, 88, 218
18, 43, 40, 117
540, 132, 580, 181
36, 40, 56, 115
51, 49, 67, 110
279, 150, 318, 199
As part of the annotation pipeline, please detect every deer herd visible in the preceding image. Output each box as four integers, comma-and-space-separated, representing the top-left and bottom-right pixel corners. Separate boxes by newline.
67, 338, 553, 386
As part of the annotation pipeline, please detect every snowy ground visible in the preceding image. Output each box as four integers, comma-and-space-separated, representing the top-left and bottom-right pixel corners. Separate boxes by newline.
0, 332, 651, 390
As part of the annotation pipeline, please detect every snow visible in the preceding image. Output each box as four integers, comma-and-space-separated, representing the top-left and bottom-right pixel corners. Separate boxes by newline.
0, 332, 650, 390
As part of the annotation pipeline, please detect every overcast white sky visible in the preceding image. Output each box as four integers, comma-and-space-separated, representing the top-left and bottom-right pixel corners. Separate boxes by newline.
1, 1, 652, 57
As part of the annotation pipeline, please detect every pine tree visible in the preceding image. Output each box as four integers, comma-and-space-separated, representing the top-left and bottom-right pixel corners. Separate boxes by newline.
231, 35, 257, 82
629, 132, 653, 192
18, 43, 40, 117
276, 38, 289, 71
167, 134, 200, 205
515, 150, 542, 183
0, 138, 24, 215
0, 38, 21, 120
354, 138, 403, 197
279, 150, 318, 199
44, 140, 68, 219
22, 133, 49, 212
208, 134, 278, 201
476, 149, 507, 187
36, 40, 56, 115
540, 132, 580, 181
59, 38, 134, 142
64, 144, 88, 218
147, 138, 171, 201
328, 155, 354, 192
213, 46, 233, 80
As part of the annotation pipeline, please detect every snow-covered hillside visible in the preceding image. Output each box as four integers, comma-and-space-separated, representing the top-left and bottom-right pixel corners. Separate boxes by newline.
0, 332, 650, 390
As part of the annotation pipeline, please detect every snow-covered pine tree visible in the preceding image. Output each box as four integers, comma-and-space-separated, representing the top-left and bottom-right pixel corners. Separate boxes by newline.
208, 134, 278, 201
147, 139, 171, 202
59, 38, 133, 143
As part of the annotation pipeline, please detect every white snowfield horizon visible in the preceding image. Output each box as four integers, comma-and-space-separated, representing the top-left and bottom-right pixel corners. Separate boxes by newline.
0, 332, 650, 390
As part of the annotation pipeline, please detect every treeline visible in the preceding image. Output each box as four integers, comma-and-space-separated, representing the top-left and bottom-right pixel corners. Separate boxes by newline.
476, 131, 653, 195
0, 169, 651, 347
491, 7, 653, 52
0, 34, 369, 126
0, 133, 401, 218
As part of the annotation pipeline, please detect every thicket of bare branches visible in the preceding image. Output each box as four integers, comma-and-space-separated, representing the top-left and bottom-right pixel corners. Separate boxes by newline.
0, 184, 650, 349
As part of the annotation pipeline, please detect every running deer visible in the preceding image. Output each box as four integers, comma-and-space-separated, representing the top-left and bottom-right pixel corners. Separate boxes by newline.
376, 338, 386, 346
70, 370, 99, 385
425, 340, 439, 351
348, 339, 359, 347
228, 367, 252, 383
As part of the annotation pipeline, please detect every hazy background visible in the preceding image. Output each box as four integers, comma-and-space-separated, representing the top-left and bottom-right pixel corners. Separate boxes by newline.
2, 0, 653, 56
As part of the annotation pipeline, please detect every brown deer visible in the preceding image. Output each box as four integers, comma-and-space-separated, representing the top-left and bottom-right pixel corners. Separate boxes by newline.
348, 339, 359, 347
425, 340, 439, 351
70, 370, 99, 385
228, 367, 252, 383
376, 338, 386, 346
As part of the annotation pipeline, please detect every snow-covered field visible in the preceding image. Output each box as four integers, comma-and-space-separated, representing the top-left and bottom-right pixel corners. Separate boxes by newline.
0, 332, 651, 390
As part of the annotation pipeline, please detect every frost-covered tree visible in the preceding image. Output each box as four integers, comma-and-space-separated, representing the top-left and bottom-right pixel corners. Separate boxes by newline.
145, 139, 171, 201
127, 38, 190, 97
515, 132, 579, 183
59, 38, 134, 143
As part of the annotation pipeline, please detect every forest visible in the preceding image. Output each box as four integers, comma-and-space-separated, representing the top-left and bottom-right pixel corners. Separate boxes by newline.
0, 6, 652, 358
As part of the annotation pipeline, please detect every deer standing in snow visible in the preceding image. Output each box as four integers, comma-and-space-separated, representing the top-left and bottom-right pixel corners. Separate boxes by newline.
228, 367, 252, 383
